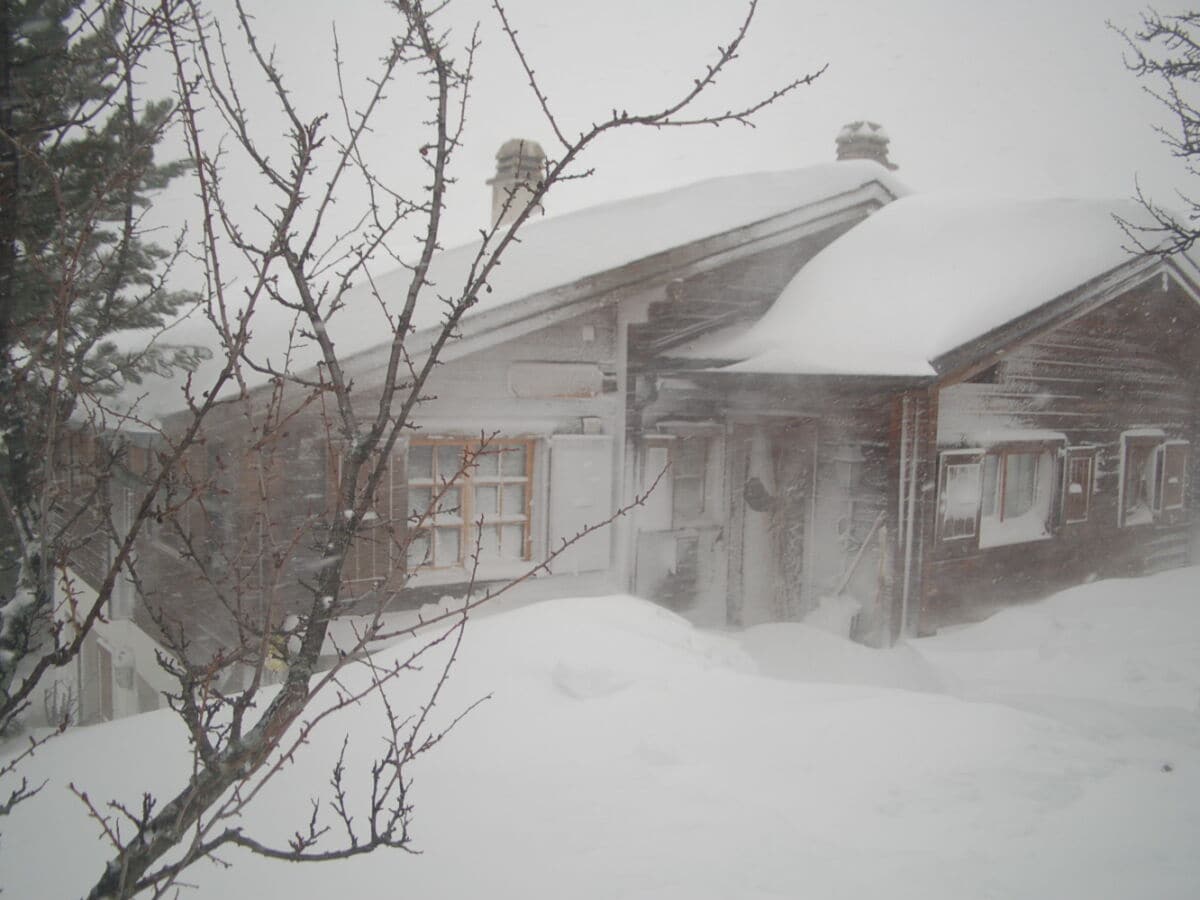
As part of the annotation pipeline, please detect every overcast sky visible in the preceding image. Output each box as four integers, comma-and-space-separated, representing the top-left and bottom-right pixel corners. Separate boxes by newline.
151, 0, 1186, 251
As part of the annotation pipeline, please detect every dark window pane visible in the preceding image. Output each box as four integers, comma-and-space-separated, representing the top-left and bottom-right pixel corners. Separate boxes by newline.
437, 445, 464, 480
1003, 452, 1038, 518
408, 444, 433, 481
408, 486, 432, 521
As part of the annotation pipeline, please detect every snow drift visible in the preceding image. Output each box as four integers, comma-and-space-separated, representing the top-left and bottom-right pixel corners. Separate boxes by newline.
4, 572, 1200, 899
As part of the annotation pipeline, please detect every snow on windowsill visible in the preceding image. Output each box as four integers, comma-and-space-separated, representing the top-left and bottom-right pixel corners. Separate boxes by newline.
1122, 427, 1167, 440
1122, 506, 1155, 527
405, 560, 537, 589
963, 429, 1067, 447
978, 511, 1052, 549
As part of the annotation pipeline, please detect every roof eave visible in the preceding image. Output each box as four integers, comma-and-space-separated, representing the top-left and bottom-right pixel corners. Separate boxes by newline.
929, 252, 1166, 388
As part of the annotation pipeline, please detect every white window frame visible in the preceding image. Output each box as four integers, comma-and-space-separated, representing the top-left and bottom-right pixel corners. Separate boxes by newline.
1061, 447, 1097, 525
938, 438, 1064, 548
937, 450, 984, 542
1119, 432, 1189, 526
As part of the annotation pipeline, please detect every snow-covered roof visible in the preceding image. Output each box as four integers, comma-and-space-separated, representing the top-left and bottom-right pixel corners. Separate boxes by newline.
705, 194, 1163, 378
127, 160, 905, 419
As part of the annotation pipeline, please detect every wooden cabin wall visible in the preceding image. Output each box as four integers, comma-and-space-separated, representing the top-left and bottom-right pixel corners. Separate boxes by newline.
925, 288, 1200, 629
130, 306, 626, 668
407, 306, 619, 428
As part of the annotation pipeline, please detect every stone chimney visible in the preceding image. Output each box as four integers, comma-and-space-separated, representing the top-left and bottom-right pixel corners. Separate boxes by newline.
835, 121, 897, 170
488, 138, 546, 227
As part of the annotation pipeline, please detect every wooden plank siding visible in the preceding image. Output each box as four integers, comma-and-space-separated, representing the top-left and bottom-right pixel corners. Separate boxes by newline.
922, 286, 1200, 630
131, 305, 628, 670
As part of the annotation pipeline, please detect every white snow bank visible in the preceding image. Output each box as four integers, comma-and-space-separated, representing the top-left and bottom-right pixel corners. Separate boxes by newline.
712, 193, 1157, 376
919, 568, 1200, 714
5, 572, 1200, 899
738, 621, 944, 692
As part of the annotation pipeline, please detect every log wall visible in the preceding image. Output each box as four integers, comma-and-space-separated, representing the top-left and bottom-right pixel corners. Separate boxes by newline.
924, 286, 1200, 628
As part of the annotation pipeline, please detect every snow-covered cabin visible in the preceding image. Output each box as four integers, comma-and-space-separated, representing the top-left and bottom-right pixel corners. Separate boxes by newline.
65, 142, 906, 721
65, 132, 1200, 721
642, 193, 1200, 638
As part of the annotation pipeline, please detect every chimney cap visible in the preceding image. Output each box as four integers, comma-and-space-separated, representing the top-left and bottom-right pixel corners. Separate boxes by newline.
489, 138, 547, 226
494, 138, 546, 162
835, 121, 897, 170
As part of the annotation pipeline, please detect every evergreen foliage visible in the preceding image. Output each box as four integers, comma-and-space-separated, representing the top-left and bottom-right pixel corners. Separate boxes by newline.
0, 0, 202, 725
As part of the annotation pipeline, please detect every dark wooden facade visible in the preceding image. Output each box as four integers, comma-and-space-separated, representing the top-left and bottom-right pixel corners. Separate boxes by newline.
921, 273, 1200, 629
633, 264, 1200, 642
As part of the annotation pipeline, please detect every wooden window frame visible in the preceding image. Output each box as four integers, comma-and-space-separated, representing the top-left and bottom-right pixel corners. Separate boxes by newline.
406, 438, 535, 571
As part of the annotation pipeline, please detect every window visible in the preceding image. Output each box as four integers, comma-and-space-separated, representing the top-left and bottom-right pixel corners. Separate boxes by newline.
1162, 441, 1189, 511
1120, 432, 1189, 526
938, 453, 982, 540
141, 443, 213, 562
55, 428, 98, 492
671, 436, 708, 523
1062, 449, 1096, 524
406, 439, 533, 570
938, 442, 1059, 547
333, 450, 398, 586
981, 446, 1055, 546
125, 443, 151, 479
1121, 436, 1158, 526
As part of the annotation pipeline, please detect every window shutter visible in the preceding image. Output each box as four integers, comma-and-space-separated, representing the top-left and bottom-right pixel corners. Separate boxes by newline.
336, 450, 392, 586
547, 435, 614, 574
1161, 442, 1189, 511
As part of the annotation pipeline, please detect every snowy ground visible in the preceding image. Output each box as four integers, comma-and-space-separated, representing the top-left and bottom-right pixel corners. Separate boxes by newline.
5, 569, 1200, 898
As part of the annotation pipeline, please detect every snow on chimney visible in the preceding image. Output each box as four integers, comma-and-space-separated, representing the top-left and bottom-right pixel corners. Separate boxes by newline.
835, 121, 897, 170
488, 138, 546, 227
